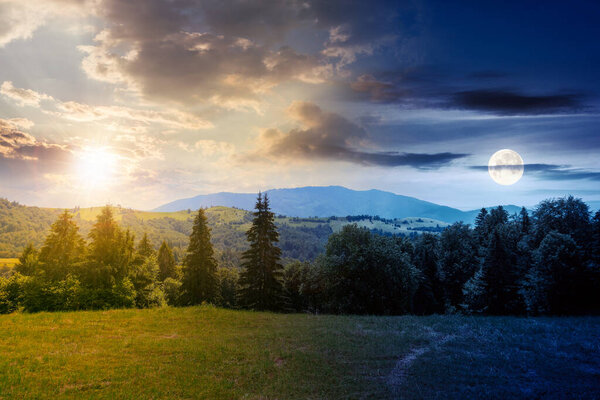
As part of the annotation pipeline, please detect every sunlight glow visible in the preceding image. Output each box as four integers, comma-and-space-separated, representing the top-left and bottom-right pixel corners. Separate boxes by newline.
76, 147, 118, 186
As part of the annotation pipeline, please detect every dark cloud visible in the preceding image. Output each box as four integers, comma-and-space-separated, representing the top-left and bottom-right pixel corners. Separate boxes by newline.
0, 121, 74, 178
197, 0, 311, 44
257, 101, 468, 168
469, 163, 600, 181
343, 63, 593, 117
82, 0, 337, 106
80, 0, 420, 107
452, 90, 583, 115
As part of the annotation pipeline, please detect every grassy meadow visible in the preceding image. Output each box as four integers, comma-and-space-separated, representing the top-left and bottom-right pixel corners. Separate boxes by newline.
0, 306, 598, 399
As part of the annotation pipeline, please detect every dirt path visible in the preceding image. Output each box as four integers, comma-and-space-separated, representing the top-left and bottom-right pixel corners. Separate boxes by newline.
386, 328, 456, 391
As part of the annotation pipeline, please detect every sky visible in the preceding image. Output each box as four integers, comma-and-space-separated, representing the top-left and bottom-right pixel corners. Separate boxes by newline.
0, 0, 599, 211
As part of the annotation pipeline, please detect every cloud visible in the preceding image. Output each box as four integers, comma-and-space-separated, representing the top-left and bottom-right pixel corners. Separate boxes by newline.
54, 100, 211, 130
1, 81, 211, 130
0, 0, 90, 47
0, 117, 34, 130
76, 0, 334, 108
0, 81, 54, 107
350, 74, 408, 103
0, 119, 74, 186
452, 90, 583, 115
255, 101, 468, 168
469, 163, 600, 181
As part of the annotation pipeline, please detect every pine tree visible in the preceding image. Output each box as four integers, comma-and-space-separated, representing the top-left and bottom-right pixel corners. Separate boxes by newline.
519, 207, 531, 234
137, 233, 155, 259
158, 240, 177, 281
14, 243, 39, 276
474, 207, 488, 245
238, 193, 285, 311
480, 226, 520, 314
412, 234, 444, 315
180, 209, 218, 305
86, 206, 135, 287
439, 222, 478, 311
38, 211, 85, 281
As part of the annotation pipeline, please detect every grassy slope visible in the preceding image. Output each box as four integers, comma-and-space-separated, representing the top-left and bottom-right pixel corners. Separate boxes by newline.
0, 307, 598, 399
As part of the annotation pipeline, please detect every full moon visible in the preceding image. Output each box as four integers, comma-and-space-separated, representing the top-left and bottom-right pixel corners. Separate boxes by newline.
488, 149, 524, 185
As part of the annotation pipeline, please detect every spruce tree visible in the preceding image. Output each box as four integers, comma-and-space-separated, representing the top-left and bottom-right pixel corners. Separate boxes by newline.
137, 233, 155, 258
480, 226, 519, 314
39, 211, 85, 280
158, 240, 177, 281
412, 234, 444, 315
238, 193, 285, 311
180, 209, 218, 305
86, 206, 135, 287
474, 207, 488, 245
519, 207, 531, 234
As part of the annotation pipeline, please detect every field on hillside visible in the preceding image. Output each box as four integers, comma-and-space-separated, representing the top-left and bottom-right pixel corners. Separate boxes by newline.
0, 307, 598, 399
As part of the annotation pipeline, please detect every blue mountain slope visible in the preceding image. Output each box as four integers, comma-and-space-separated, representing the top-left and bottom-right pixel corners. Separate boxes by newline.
154, 186, 525, 224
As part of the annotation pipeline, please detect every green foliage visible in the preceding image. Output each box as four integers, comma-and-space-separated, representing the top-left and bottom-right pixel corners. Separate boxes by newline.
464, 223, 523, 314
38, 211, 86, 281
158, 240, 178, 281
21, 274, 82, 313
1, 195, 599, 316
216, 267, 239, 308
0, 273, 27, 313
238, 194, 286, 311
130, 255, 165, 308
317, 224, 418, 315
76, 278, 136, 310
439, 222, 478, 311
163, 277, 182, 306
137, 233, 156, 258
522, 232, 581, 314
180, 209, 219, 305
412, 234, 444, 315
14, 243, 38, 276
532, 196, 591, 248
283, 261, 314, 312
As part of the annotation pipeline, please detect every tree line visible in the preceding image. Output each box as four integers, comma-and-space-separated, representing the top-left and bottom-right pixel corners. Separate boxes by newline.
1, 194, 599, 315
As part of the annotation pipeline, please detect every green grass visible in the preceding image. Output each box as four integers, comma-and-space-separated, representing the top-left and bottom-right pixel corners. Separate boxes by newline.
0, 307, 598, 399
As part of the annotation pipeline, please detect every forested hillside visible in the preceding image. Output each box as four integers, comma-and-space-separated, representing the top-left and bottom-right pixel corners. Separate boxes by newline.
0, 199, 447, 262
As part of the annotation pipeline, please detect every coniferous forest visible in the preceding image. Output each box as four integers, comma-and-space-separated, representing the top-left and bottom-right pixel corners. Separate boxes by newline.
1, 194, 599, 316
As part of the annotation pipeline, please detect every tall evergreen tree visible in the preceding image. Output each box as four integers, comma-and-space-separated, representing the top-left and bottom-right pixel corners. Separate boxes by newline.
479, 226, 520, 314
412, 234, 444, 315
86, 206, 135, 287
38, 211, 85, 280
158, 240, 177, 281
474, 207, 488, 244
137, 233, 155, 259
180, 209, 218, 305
439, 222, 478, 311
519, 207, 531, 234
238, 193, 285, 311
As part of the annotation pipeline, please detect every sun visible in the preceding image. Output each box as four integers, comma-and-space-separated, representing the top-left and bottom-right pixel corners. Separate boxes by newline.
76, 147, 117, 185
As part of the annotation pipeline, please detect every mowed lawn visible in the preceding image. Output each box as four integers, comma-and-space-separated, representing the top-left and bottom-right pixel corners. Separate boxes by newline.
0, 307, 598, 399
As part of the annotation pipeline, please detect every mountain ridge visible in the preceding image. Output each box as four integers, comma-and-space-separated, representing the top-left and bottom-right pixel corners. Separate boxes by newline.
153, 185, 523, 223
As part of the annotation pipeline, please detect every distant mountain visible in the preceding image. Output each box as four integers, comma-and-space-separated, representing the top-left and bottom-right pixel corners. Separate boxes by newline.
153, 186, 523, 224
